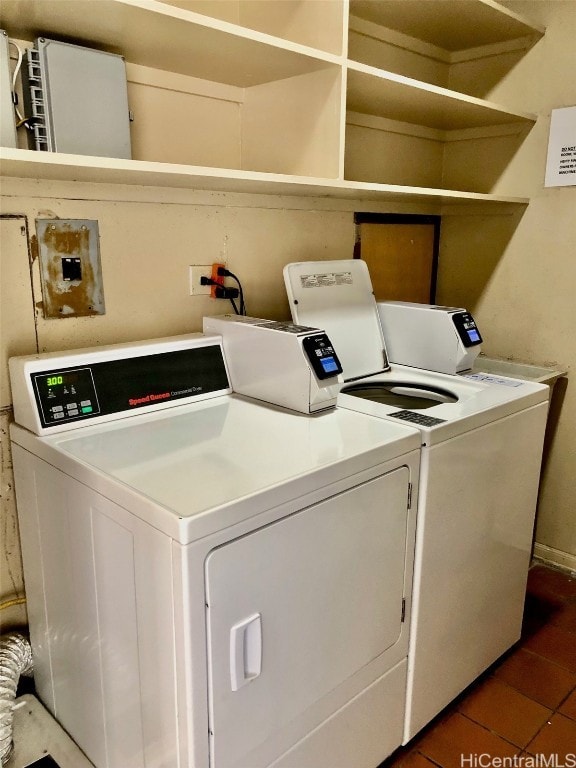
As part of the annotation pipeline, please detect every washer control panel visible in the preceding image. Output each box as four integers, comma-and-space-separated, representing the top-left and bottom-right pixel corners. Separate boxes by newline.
390, 410, 446, 427
302, 334, 343, 380
203, 315, 343, 414
452, 312, 482, 348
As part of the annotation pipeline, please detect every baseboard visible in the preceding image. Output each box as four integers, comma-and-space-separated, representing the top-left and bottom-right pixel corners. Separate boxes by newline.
533, 543, 576, 575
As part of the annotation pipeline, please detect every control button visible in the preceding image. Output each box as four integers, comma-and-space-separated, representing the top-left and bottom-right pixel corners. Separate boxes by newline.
51, 405, 64, 412
389, 410, 446, 426
66, 402, 77, 410
53, 412, 65, 420
68, 409, 79, 417
81, 406, 93, 414
80, 400, 92, 407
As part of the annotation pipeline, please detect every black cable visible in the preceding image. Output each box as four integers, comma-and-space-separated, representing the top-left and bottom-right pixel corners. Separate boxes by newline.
229, 296, 240, 315
217, 268, 245, 315
213, 285, 239, 314
201, 273, 244, 315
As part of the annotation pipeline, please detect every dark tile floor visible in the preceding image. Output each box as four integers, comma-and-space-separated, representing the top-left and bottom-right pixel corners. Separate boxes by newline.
382, 563, 576, 768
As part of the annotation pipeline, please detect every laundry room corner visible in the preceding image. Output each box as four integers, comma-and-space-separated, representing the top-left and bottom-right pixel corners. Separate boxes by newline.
435, 0, 576, 574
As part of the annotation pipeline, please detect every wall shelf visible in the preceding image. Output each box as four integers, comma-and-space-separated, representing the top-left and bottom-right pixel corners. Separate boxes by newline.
0, 0, 544, 207
346, 63, 536, 131
0, 0, 339, 87
0, 147, 530, 208
348, 0, 545, 52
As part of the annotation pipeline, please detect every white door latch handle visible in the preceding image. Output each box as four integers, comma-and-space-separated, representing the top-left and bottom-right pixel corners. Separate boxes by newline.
230, 613, 262, 691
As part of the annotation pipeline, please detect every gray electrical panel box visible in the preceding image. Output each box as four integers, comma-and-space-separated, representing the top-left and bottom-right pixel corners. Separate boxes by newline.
23, 37, 132, 158
0, 29, 18, 148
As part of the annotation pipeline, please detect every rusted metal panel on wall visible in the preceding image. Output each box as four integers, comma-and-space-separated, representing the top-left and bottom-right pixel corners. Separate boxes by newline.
36, 219, 105, 318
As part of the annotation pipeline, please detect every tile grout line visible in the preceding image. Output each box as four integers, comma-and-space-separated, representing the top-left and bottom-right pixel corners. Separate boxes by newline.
457, 710, 527, 752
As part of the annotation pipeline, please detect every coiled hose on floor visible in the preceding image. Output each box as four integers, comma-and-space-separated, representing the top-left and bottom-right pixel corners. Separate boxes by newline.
0, 633, 33, 765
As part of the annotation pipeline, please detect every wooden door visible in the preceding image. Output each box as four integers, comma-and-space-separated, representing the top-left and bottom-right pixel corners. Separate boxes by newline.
355, 216, 439, 303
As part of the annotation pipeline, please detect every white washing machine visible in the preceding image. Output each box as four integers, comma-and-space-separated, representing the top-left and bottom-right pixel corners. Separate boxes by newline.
284, 259, 550, 742
9, 332, 421, 768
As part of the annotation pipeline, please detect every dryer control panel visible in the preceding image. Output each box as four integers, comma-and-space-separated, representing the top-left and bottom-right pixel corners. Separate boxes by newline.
33, 367, 100, 425
10, 335, 231, 434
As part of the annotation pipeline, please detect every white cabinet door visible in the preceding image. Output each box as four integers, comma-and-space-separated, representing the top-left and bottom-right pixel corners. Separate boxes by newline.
205, 467, 410, 768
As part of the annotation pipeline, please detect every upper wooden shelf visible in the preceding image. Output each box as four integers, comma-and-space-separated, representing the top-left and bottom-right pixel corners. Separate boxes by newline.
0, 0, 541, 209
0, 148, 530, 208
346, 63, 536, 131
0, 0, 338, 87
349, 0, 545, 52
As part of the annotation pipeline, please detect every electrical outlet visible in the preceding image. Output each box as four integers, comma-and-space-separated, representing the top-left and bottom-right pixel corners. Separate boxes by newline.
189, 265, 212, 296
210, 262, 226, 298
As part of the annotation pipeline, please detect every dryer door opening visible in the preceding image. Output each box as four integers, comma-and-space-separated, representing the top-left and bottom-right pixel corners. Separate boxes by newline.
205, 467, 411, 768
342, 381, 459, 410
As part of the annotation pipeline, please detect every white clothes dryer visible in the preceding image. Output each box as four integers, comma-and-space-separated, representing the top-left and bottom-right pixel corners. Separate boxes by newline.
284, 259, 550, 742
9, 333, 421, 768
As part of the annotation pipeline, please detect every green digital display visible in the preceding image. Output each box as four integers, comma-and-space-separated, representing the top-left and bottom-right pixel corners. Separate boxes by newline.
34, 367, 99, 426
44, 372, 82, 388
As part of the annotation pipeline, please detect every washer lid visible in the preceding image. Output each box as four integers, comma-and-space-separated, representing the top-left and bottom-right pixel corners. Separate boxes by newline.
284, 260, 389, 381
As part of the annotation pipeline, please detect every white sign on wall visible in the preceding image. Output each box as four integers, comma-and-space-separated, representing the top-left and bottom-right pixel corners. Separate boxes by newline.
545, 106, 576, 187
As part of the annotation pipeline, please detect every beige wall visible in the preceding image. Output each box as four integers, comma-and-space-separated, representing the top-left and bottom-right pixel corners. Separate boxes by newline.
3, 181, 433, 631
438, 0, 576, 570
0, 181, 365, 630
